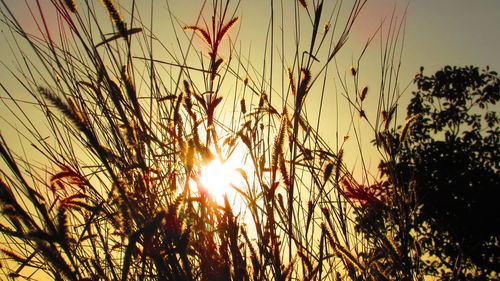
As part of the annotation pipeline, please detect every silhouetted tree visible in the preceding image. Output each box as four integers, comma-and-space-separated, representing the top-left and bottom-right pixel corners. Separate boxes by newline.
382, 66, 499, 280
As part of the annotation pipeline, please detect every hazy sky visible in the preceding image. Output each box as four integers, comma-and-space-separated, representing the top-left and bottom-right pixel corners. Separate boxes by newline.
1, 0, 498, 88
0, 0, 499, 174
175, 0, 500, 73
405, 0, 499, 71
341, 0, 500, 79
2, 0, 498, 71
158, 0, 500, 107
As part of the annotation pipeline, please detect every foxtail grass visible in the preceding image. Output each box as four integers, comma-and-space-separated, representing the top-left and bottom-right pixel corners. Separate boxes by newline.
0, 0, 424, 280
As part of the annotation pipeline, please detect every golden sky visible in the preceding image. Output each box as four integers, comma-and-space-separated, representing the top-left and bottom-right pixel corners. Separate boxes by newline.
0, 0, 499, 175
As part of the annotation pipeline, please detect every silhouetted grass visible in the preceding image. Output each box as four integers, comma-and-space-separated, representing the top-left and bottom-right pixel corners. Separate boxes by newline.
0, 0, 423, 280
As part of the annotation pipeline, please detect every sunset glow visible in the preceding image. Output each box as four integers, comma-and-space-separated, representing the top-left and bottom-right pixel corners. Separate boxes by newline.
1, 0, 497, 279
198, 159, 239, 198
195, 145, 252, 205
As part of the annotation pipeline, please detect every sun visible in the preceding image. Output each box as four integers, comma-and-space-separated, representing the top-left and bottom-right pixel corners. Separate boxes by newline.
189, 143, 253, 207
197, 158, 242, 201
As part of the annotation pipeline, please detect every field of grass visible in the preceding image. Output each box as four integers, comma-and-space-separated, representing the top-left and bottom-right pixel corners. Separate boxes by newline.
0, 0, 442, 280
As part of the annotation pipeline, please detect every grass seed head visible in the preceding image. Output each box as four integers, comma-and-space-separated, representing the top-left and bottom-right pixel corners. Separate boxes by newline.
400, 114, 421, 142
1, 248, 26, 264
335, 149, 343, 181
299, 68, 311, 90
350, 66, 357, 76
360, 86, 368, 101
321, 222, 336, 249
102, 0, 127, 38
217, 17, 239, 45
240, 99, 247, 114
288, 68, 297, 96
297, 0, 308, 9
323, 161, 334, 182
184, 25, 212, 46
63, 0, 77, 13
323, 23, 330, 34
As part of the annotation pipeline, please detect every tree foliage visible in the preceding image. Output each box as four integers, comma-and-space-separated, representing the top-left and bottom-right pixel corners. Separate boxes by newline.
384, 66, 499, 279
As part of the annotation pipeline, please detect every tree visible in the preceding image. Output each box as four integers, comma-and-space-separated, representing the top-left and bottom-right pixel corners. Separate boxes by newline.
392, 65, 499, 279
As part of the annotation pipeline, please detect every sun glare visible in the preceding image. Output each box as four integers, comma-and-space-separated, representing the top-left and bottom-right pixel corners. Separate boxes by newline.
187, 143, 254, 210
197, 158, 243, 202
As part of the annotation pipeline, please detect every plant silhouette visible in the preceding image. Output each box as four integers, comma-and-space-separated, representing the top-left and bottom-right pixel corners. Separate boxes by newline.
364, 65, 500, 280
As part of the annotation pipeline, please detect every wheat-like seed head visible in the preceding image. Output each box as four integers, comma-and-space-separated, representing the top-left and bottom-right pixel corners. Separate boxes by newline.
350, 66, 357, 76
297, 0, 308, 9
400, 114, 421, 142
323, 161, 334, 182
102, 0, 127, 37
63, 0, 77, 13
360, 86, 368, 101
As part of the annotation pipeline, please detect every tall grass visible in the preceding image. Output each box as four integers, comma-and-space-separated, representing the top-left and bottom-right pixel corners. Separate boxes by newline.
0, 0, 419, 280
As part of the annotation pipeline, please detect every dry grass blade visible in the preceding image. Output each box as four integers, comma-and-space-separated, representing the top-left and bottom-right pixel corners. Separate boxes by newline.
281, 257, 296, 280
121, 212, 164, 281
335, 149, 343, 182
303, 264, 320, 281
297, 249, 313, 273
288, 68, 297, 96
335, 244, 365, 271
95, 28, 143, 47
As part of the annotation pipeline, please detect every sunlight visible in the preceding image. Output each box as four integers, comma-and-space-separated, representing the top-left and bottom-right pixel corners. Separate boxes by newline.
198, 158, 240, 199
191, 142, 254, 209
